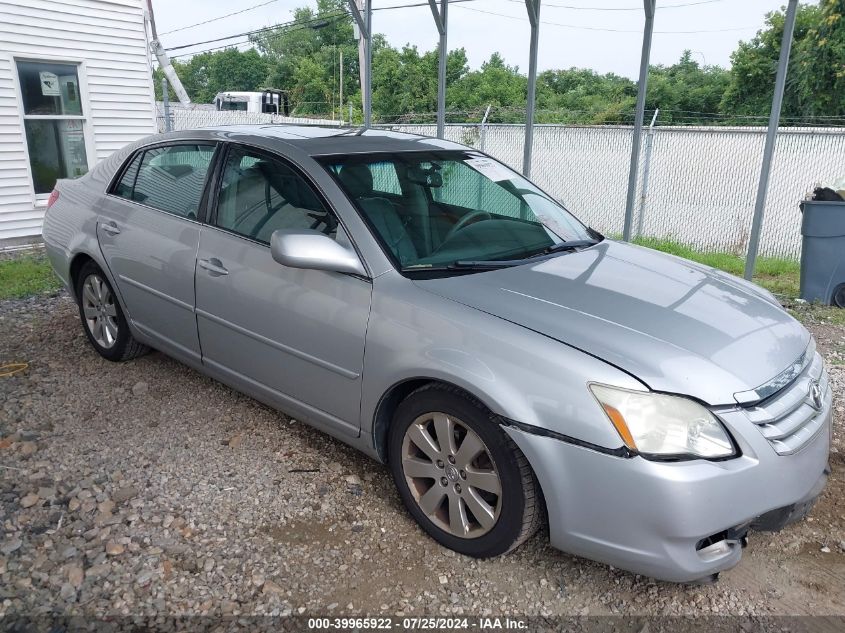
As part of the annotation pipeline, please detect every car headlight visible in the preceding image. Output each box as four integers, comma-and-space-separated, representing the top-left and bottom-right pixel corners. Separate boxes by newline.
589, 384, 736, 459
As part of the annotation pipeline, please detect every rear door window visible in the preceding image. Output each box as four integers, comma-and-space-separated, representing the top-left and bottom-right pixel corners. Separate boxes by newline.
116, 144, 216, 219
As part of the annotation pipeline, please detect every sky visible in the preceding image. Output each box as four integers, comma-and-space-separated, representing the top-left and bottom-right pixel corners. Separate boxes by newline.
153, 0, 809, 79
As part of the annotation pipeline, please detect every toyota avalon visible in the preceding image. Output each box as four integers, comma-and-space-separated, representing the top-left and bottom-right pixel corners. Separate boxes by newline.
42, 126, 832, 583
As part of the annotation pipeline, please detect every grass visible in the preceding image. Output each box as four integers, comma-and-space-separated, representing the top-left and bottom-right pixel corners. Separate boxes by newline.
0, 251, 62, 300
630, 236, 845, 327
631, 236, 801, 298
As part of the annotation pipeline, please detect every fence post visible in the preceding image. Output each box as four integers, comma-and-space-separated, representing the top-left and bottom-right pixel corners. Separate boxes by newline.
522, 0, 541, 178
635, 108, 659, 237
476, 105, 493, 213
622, 0, 656, 241
744, 0, 799, 280
161, 78, 171, 132
479, 104, 492, 151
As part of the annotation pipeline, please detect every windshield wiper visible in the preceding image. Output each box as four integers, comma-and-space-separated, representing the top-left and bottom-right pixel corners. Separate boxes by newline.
448, 260, 518, 270
401, 260, 518, 273
526, 238, 599, 259
404, 240, 600, 273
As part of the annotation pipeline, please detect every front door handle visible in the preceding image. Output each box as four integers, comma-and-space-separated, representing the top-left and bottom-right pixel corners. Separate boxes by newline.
100, 221, 121, 235
198, 257, 229, 276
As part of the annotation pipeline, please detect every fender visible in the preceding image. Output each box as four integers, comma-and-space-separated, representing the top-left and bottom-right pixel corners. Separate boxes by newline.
360, 271, 647, 457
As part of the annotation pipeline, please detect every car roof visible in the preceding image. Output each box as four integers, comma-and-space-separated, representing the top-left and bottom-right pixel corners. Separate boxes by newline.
169, 125, 471, 156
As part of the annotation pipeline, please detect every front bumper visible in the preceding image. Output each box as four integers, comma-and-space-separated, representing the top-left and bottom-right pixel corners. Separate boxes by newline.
503, 397, 831, 583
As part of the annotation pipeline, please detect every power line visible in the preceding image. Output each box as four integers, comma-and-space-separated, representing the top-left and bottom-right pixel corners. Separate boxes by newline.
169, 16, 344, 59
166, 1, 480, 53
159, 0, 283, 36
454, 4, 755, 34
501, 0, 724, 10
167, 11, 348, 52
373, 0, 475, 10
170, 40, 254, 59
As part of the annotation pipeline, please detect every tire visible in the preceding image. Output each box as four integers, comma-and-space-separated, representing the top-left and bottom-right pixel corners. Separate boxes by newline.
388, 384, 542, 558
833, 284, 845, 309
75, 261, 149, 362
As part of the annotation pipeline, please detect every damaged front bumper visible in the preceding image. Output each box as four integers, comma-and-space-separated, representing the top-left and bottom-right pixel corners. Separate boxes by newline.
503, 397, 831, 583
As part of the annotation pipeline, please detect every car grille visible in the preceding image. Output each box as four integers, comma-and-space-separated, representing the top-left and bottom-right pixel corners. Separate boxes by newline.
742, 348, 830, 456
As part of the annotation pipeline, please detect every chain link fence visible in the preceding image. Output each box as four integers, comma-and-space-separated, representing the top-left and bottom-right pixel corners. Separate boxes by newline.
155, 102, 845, 260
155, 103, 342, 132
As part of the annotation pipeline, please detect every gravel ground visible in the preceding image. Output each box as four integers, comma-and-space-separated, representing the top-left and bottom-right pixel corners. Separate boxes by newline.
1, 290, 843, 618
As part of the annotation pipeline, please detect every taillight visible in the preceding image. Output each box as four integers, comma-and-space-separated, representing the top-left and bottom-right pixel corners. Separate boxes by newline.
46, 189, 60, 209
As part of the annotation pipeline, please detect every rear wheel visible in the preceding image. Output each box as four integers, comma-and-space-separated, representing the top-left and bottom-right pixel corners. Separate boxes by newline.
388, 384, 542, 557
75, 261, 149, 362
833, 284, 845, 309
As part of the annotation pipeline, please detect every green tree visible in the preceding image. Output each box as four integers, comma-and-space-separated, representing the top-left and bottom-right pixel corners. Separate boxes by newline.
794, 0, 845, 117
252, 0, 356, 116
646, 50, 730, 124
372, 41, 468, 120
720, 4, 822, 121
448, 53, 527, 121
536, 68, 636, 123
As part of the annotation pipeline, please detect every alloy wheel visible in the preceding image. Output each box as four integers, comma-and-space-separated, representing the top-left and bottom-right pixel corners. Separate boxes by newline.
81, 274, 119, 349
401, 412, 502, 538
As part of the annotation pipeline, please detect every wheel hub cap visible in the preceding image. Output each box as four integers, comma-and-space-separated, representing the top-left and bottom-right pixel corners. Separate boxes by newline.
82, 274, 119, 349
401, 412, 502, 539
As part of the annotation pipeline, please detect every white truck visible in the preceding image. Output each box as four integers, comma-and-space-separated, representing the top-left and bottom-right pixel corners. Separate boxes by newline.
213, 90, 289, 115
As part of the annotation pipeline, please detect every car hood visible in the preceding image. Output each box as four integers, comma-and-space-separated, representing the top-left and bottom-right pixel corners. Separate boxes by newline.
414, 240, 809, 406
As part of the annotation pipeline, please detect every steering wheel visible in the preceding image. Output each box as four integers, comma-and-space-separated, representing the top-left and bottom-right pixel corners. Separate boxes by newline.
442, 210, 492, 243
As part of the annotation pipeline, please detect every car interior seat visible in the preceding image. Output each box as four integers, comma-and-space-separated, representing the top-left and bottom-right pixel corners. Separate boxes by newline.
338, 164, 418, 264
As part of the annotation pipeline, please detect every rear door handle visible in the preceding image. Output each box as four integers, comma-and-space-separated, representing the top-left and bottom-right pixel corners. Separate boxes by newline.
100, 221, 121, 235
198, 257, 229, 276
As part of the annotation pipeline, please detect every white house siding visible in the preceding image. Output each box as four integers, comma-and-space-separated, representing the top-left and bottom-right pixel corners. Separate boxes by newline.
0, 0, 156, 244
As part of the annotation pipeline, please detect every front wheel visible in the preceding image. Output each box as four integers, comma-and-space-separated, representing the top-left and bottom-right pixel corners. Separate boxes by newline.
75, 261, 149, 362
388, 385, 542, 558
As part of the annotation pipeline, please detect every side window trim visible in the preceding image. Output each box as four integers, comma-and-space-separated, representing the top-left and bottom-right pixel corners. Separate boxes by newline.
107, 149, 143, 197
196, 142, 225, 225
204, 142, 231, 229
128, 152, 143, 200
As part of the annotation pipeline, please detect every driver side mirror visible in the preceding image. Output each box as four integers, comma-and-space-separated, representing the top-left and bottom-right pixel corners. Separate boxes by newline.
270, 229, 367, 277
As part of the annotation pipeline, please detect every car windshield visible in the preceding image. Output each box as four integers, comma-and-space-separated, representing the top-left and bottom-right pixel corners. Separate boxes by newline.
321, 151, 598, 274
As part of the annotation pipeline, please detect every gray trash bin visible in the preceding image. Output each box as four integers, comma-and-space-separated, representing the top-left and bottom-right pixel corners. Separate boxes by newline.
799, 200, 845, 307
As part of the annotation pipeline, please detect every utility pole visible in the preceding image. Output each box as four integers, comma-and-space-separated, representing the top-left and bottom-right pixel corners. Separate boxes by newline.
145, 0, 191, 105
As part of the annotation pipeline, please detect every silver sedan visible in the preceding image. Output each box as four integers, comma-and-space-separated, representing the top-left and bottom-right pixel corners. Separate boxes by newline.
42, 126, 831, 583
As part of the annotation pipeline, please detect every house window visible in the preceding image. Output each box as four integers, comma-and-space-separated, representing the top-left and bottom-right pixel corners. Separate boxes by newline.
16, 60, 89, 194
